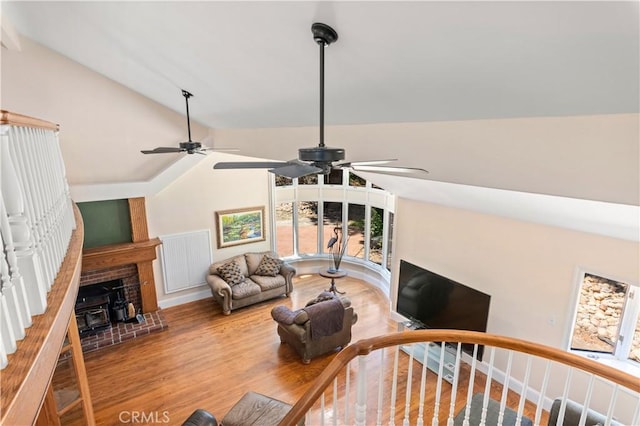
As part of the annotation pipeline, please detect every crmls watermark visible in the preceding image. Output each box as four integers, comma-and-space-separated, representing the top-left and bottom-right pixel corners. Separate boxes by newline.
118, 411, 170, 424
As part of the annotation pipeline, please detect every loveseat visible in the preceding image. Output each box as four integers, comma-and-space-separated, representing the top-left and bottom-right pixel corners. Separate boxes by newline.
206, 251, 295, 315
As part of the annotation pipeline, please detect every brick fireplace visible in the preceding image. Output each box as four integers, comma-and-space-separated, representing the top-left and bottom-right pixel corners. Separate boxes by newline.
76, 197, 166, 352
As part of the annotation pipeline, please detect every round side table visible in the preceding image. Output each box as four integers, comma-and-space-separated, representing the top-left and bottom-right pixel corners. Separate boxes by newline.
319, 269, 347, 294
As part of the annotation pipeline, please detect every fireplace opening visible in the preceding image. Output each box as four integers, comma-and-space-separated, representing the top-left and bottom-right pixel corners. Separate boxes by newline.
75, 279, 138, 337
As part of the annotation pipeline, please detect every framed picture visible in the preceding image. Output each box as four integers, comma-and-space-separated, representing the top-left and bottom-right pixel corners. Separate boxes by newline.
215, 206, 266, 248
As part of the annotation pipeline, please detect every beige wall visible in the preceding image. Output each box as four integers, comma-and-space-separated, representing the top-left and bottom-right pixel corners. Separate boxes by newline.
393, 197, 639, 348
146, 152, 271, 304
1, 37, 209, 185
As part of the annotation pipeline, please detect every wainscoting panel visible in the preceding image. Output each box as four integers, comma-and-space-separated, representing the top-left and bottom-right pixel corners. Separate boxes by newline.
160, 230, 212, 294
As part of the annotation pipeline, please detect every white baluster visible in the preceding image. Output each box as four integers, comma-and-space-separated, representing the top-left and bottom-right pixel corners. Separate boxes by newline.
0, 142, 31, 331
0, 330, 7, 369
447, 343, 463, 426
11, 127, 54, 288
481, 348, 497, 425
431, 343, 446, 426
0, 222, 25, 339
355, 355, 368, 426
6, 128, 48, 314
344, 362, 351, 424
579, 374, 595, 426
389, 345, 399, 426
320, 392, 325, 425
516, 356, 532, 426
0, 245, 18, 355
403, 344, 415, 426
332, 377, 338, 426
376, 349, 385, 426
534, 360, 551, 425
460, 345, 481, 426
498, 351, 514, 425
417, 342, 430, 426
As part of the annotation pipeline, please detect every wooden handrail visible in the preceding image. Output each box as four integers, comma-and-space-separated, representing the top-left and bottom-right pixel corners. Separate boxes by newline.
0, 205, 84, 425
0, 110, 60, 131
279, 329, 640, 426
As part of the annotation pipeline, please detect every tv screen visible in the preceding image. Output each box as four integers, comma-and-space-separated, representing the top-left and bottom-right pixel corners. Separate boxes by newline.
396, 260, 491, 360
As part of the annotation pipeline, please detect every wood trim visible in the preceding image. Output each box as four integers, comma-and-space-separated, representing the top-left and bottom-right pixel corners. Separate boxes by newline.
128, 197, 149, 242
35, 384, 61, 426
67, 313, 95, 424
0, 110, 60, 131
81, 238, 161, 272
137, 261, 159, 313
1, 205, 84, 425
280, 329, 640, 426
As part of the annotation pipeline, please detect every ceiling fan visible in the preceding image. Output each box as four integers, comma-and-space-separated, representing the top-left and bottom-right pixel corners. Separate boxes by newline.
213, 23, 428, 179
141, 90, 234, 155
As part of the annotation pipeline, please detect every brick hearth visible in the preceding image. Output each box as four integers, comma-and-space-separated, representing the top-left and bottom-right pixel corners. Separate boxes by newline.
80, 311, 167, 353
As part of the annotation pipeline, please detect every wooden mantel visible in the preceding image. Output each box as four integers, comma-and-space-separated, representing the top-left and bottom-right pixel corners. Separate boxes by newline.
81, 238, 161, 271
81, 238, 162, 313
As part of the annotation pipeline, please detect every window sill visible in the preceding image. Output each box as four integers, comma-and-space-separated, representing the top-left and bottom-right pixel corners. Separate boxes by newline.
574, 352, 640, 377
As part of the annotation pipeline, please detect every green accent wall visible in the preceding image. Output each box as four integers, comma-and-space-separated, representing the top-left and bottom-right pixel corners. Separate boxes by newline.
77, 199, 132, 248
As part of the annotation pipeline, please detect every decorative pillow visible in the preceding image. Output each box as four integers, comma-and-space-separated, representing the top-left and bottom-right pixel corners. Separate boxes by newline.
255, 255, 282, 277
305, 291, 336, 307
216, 260, 245, 286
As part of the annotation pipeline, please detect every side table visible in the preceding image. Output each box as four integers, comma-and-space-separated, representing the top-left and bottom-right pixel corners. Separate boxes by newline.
319, 269, 347, 294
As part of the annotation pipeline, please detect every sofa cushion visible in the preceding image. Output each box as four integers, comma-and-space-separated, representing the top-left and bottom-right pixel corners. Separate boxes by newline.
231, 279, 261, 299
211, 254, 248, 277
255, 255, 282, 276
245, 252, 268, 276
217, 260, 245, 286
251, 274, 285, 291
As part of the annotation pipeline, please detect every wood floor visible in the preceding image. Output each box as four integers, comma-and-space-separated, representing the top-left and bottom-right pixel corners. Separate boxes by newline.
74, 275, 545, 425
76, 275, 396, 425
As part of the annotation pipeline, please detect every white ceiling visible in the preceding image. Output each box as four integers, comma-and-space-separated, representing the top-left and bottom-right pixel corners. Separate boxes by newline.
3, 1, 638, 129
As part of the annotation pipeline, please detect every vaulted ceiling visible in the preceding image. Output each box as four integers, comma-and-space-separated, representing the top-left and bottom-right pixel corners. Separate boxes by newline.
4, 1, 638, 128
1, 1, 638, 208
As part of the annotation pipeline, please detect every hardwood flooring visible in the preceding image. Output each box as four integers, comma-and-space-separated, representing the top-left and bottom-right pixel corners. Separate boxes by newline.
75, 275, 544, 425
76, 275, 395, 425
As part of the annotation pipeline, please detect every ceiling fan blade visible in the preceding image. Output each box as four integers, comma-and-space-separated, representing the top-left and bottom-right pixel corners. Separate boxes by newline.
213, 161, 289, 170
336, 159, 398, 168
269, 162, 323, 179
201, 147, 240, 152
141, 147, 184, 154
350, 165, 429, 175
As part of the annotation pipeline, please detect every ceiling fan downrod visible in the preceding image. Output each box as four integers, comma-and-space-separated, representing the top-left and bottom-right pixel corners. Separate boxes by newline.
312, 23, 338, 149
182, 89, 193, 142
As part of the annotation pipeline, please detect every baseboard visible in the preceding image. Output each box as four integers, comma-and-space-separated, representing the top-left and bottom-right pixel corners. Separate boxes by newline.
158, 287, 212, 309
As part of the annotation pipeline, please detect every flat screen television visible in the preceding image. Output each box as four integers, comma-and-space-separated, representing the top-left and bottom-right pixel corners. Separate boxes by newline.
396, 260, 491, 360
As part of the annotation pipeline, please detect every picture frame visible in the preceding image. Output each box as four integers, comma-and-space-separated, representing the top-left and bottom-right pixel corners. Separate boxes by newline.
215, 206, 266, 248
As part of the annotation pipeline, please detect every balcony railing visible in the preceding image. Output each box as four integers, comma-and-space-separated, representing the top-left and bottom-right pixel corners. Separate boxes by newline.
280, 330, 640, 426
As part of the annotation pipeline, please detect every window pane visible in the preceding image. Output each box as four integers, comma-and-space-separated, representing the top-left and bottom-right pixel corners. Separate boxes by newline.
275, 176, 292, 187
372, 183, 384, 190
275, 203, 293, 257
369, 207, 384, 265
325, 169, 343, 185
347, 204, 365, 259
571, 273, 627, 354
386, 212, 394, 270
349, 172, 366, 187
297, 201, 318, 254
629, 315, 640, 363
298, 174, 318, 185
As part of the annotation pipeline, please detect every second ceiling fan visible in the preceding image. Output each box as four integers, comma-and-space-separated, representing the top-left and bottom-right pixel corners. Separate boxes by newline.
213, 23, 428, 179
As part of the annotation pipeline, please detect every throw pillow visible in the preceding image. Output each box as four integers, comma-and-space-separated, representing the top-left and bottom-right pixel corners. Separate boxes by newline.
255, 255, 282, 277
217, 260, 245, 286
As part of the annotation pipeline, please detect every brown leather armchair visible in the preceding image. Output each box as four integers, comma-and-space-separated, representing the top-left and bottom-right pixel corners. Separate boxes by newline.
271, 293, 357, 364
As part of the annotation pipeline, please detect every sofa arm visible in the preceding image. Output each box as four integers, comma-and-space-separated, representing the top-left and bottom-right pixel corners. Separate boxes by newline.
206, 274, 233, 314
279, 262, 296, 293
